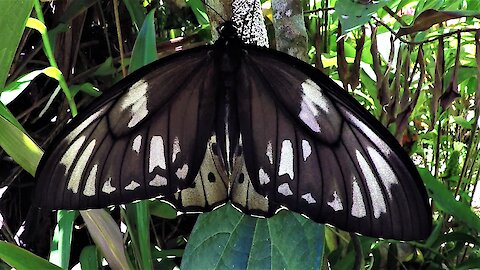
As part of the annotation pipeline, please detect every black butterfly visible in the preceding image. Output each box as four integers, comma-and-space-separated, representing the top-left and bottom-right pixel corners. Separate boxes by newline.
34, 21, 431, 240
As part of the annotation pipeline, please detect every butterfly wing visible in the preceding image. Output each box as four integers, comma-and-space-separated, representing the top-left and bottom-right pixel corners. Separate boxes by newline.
34, 47, 225, 210
233, 46, 431, 240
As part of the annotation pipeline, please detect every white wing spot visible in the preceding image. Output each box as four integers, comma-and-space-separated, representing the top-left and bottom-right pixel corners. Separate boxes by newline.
266, 141, 273, 164
299, 79, 332, 133
68, 139, 96, 193
301, 140, 312, 161
344, 111, 392, 156
102, 177, 116, 194
259, 168, 270, 185
175, 164, 189, 179
149, 175, 168, 186
368, 147, 398, 199
278, 183, 293, 196
149, 136, 166, 172
279, 140, 294, 180
125, 180, 140, 191
327, 191, 343, 211
60, 136, 86, 176
120, 80, 149, 128
301, 193, 316, 204
172, 137, 181, 162
356, 150, 386, 218
83, 164, 98, 196
299, 102, 321, 133
302, 79, 329, 113
132, 135, 142, 154
351, 178, 366, 218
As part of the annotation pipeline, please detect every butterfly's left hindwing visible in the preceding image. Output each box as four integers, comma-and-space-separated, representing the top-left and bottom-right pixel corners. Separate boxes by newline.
34, 47, 221, 210
233, 47, 431, 240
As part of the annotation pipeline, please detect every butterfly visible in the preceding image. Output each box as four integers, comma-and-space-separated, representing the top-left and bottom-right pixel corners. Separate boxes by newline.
33, 21, 432, 241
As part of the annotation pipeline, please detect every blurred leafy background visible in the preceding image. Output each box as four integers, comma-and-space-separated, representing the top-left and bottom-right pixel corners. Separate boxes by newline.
1, 0, 480, 269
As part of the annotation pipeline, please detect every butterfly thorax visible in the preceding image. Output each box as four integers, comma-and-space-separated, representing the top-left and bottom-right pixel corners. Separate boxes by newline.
211, 22, 245, 177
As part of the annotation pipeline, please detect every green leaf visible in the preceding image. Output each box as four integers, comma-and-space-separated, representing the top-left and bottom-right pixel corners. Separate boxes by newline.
0, 101, 27, 132
70, 82, 101, 97
0, 0, 34, 89
186, 0, 209, 25
94, 57, 116, 76
334, 0, 388, 35
149, 200, 177, 219
80, 245, 102, 270
0, 241, 62, 270
127, 201, 153, 270
58, 0, 99, 24
0, 114, 42, 176
82, 209, 132, 270
49, 211, 78, 268
1, 70, 44, 105
452, 116, 472, 129
129, 10, 157, 73
122, 0, 146, 31
182, 204, 324, 269
419, 168, 480, 231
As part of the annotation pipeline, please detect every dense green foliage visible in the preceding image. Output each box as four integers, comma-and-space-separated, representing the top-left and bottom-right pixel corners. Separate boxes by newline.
1, 0, 480, 269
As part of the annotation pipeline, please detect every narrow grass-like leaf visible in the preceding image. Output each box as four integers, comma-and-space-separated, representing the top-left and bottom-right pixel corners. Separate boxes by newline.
122, 0, 146, 31
182, 204, 324, 270
0, 241, 62, 270
128, 10, 157, 73
1, 70, 44, 105
0, 102, 27, 132
82, 209, 131, 270
127, 202, 153, 270
0, 114, 42, 176
49, 211, 78, 268
186, 0, 209, 25
0, 0, 34, 89
420, 168, 480, 231
149, 201, 177, 219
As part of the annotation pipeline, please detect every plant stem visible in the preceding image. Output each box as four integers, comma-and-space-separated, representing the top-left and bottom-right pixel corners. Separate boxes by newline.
33, 0, 77, 117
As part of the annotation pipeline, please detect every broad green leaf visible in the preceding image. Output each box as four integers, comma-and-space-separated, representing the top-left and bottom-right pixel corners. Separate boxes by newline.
0, 0, 34, 89
49, 211, 78, 268
82, 209, 132, 270
334, 0, 388, 35
80, 245, 102, 270
0, 114, 42, 176
419, 168, 480, 231
182, 204, 324, 270
129, 10, 157, 73
0, 241, 62, 270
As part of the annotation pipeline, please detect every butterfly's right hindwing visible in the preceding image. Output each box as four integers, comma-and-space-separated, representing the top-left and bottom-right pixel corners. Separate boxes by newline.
34, 47, 219, 210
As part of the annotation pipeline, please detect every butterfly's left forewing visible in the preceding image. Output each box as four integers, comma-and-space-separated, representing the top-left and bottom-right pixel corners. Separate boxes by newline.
233, 47, 431, 240
34, 47, 221, 210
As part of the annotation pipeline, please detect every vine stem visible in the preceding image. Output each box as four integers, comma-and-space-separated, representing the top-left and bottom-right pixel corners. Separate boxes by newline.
33, 0, 77, 117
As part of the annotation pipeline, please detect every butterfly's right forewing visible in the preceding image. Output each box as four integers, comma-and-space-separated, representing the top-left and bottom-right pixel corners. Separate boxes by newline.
34, 47, 219, 210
